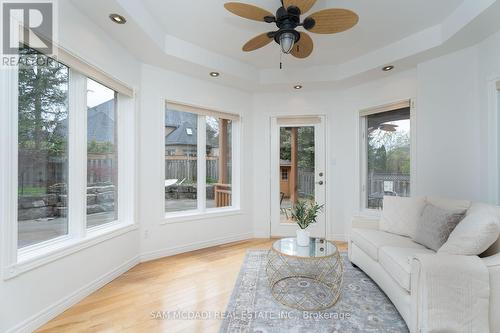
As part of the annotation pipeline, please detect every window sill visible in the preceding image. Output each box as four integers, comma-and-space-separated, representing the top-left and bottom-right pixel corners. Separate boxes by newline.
162, 207, 242, 225
3, 222, 138, 280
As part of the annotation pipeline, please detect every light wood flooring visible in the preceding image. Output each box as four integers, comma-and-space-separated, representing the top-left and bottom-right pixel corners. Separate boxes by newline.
37, 238, 347, 333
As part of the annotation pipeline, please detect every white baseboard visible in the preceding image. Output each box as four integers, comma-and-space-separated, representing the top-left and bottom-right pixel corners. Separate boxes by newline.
7, 232, 254, 333
6, 255, 140, 333
140, 232, 254, 262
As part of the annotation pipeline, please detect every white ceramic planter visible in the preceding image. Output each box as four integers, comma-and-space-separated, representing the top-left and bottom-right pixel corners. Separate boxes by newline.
296, 229, 310, 246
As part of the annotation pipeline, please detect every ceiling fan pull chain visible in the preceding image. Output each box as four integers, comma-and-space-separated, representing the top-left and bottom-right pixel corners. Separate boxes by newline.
280, 51, 283, 69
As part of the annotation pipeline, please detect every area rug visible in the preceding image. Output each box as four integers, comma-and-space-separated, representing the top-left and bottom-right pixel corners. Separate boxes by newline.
220, 250, 408, 333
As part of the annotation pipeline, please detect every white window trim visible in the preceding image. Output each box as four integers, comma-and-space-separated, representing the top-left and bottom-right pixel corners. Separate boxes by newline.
357, 99, 417, 216
162, 100, 242, 222
487, 77, 500, 204
1, 49, 137, 280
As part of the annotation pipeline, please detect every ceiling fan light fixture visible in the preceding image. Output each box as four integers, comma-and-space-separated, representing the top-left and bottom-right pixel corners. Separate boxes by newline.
279, 32, 295, 54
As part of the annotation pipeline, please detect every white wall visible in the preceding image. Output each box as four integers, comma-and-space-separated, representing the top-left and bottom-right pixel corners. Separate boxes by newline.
252, 70, 418, 241
415, 47, 481, 200
416, 29, 500, 203
0, 2, 141, 332
137, 64, 254, 260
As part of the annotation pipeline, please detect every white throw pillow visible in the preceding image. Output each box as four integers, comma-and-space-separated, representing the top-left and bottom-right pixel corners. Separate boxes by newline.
379, 196, 426, 238
439, 203, 500, 255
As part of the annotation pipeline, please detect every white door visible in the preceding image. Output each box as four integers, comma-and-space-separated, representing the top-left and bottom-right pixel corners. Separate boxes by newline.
270, 116, 326, 238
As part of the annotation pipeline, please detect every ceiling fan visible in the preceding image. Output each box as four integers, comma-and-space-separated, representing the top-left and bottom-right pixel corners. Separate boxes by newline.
224, 0, 359, 59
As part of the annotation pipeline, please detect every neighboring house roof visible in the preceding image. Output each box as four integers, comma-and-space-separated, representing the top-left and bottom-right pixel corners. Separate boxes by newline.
165, 121, 198, 146
56, 100, 115, 143
87, 100, 115, 143
165, 108, 197, 128
165, 109, 217, 148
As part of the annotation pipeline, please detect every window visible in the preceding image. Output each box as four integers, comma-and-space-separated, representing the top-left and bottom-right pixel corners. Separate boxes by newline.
17, 48, 70, 248
165, 109, 198, 213
86, 79, 118, 228
206, 117, 232, 209
6, 44, 135, 262
164, 102, 239, 215
281, 169, 288, 181
361, 103, 411, 210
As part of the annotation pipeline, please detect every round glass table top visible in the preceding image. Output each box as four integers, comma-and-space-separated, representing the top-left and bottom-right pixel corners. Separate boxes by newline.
272, 237, 338, 258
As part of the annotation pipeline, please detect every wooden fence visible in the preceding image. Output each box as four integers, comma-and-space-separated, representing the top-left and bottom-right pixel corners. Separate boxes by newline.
298, 168, 315, 198
165, 159, 227, 183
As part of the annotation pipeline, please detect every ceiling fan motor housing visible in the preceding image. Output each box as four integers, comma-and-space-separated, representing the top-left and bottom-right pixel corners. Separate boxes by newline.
273, 6, 301, 45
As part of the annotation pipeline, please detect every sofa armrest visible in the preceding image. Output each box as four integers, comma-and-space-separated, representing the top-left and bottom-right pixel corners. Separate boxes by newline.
410, 254, 491, 333
483, 253, 500, 333
351, 216, 380, 230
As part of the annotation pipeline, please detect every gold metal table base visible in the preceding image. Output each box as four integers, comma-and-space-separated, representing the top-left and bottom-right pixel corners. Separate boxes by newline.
266, 240, 343, 311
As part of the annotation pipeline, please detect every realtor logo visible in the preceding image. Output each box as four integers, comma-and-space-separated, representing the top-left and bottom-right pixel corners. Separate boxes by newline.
1, 1, 55, 55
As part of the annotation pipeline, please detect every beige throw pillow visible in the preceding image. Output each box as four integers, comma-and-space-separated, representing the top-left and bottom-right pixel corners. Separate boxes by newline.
413, 204, 465, 251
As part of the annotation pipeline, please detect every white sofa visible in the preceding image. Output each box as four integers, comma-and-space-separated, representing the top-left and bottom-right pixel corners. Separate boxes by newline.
348, 200, 500, 333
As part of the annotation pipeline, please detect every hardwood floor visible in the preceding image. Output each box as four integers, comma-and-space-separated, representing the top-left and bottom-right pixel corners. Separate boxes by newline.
37, 238, 347, 333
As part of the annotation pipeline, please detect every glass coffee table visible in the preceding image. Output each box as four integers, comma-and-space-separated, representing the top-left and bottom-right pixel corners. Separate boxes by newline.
266, 237, 344, 311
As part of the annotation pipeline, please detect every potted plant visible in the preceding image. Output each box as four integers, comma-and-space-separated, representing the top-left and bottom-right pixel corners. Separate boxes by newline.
291, 200, 324, 246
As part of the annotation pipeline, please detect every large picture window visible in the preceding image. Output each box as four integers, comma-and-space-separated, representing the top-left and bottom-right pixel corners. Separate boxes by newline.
8, 45, 134, 261
165, 103, 239, 215
17, 48, 70, 248
361, 104, 411, 210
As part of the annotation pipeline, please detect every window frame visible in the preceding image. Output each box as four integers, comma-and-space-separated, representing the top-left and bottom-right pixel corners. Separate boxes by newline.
162, 101, 241, 222
490, 79, 500, 204
358, 99, 416, 215
1, 47, 136, 280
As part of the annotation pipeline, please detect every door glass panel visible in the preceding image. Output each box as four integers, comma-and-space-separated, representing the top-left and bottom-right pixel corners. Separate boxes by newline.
279, 126, 315, 223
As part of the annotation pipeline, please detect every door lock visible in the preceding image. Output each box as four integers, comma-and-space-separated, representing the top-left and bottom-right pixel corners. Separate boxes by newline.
316, 181, 324, 185
319, 172, 324, 177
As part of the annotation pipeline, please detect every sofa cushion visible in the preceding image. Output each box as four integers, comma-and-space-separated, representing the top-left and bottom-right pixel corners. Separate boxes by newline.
380, 196, 426, 238
413, 204, 465, 251
379, 246, 435, 292
351, 228, 427, 261
439, 203, 500, 256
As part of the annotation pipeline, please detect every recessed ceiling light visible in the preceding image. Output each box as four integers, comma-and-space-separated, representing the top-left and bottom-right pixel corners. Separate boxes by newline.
109, 14, 126, 24
209, 72, 220, 77
294, 85, 303, 90
382, 65, 395, 72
